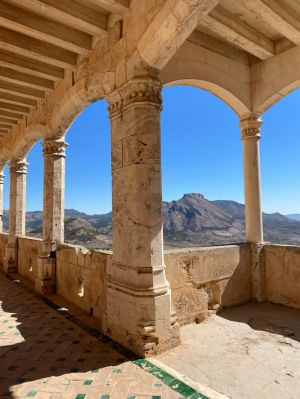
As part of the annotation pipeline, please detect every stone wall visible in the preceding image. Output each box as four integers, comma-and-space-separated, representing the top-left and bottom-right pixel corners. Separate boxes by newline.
17, 237, 42, 282
0, 234, 254, 328
164, 244, 252, 325
264, 244, 300, 309
0, 233, 8, 267
56, 245, 111, 323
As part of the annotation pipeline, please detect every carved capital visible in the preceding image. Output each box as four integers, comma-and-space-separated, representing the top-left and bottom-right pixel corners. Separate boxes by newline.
240, 114, 262, 141
42, 139, 68, 158
10, 160, 28, 174
108, 77, 162, 118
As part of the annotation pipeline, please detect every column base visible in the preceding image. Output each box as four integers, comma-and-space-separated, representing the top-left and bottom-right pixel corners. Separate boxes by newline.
4, 242, 18, 273
103, 282, 181, 357
35, 255, 56, 294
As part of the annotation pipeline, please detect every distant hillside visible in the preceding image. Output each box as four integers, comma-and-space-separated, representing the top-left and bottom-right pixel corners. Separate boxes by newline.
3, 194, 300, 249
287, 214, 300, 222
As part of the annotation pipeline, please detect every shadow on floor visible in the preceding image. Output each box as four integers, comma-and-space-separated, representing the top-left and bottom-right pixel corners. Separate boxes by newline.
219, 301, 300, 343
0, 273, 133, 398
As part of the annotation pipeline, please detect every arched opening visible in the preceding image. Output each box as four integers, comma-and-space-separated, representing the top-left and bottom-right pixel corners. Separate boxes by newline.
161, 85, 245, 248
261, 88, 300, 245
25, 141, 43, 238
64, 100, 112, 250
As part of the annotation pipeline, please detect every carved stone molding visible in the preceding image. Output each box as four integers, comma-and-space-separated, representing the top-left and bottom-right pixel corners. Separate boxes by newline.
0, 172, 4, 185
240, 114, 262, 141
42, 139, 68, 158
108, 77, 162, 118
9, 160, 28, 174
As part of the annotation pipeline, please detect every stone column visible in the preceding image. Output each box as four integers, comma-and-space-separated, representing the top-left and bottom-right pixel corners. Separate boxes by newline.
240, 114, 263, 244
240, 114, 265, 301
0, 171, 4, 233
106, 77, 180, 356
35, 139, 67, 294
4, 160, 27, 272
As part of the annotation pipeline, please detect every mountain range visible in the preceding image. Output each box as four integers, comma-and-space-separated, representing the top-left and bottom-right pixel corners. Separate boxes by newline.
3, 193, 300, 250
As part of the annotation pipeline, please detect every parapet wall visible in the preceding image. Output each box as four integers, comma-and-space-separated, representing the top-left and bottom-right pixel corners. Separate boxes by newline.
56, 245, 111, 323
0, 233, 8, 267
264, 244, 300, 309
164, 244, 252, 324
0, 234, 253, 328
18, 237, 42, 283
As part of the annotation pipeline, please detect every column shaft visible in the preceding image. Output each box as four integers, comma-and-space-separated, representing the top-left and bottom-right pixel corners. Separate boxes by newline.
42, 139, 67, 244
5, 160, 27, 272
36, 139, 67, 293
106, 78, 180, 356
240, 115, 265, 302
240, 115, 263, 243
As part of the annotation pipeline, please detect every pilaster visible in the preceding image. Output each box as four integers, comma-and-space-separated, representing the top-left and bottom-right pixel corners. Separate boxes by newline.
105, 77, 180, 356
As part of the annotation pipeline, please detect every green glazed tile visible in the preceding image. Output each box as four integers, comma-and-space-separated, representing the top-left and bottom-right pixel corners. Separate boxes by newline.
152, 396, 161, 399
83, 380, 93, 385
112, 369, 121, 374
169, 379, 196, 396
190, 393, 210, 399
100, 395, 110, 399
75, 394, 86, 399
127, 396, 136, 399
154, 382, 163, 387
26, 391, 37, 398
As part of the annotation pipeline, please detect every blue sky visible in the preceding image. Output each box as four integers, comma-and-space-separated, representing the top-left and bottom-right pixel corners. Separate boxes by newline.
3, 85, 300, 215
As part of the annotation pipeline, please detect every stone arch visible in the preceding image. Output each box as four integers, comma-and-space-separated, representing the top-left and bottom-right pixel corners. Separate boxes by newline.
252, 47, 300, 114
162, 78, 251, 117
160, 41, 251, 117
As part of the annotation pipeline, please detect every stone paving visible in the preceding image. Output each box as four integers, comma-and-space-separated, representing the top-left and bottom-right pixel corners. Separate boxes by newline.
156, 303, 300, 399
0, 272, 208, 399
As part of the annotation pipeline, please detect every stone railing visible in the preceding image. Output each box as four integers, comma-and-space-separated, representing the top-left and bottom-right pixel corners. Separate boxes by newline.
9, 234, 300, 328
56, 244, 111, 323
165, 244, 251, 324
264, 244, 300, 309
18, 236, 43, 282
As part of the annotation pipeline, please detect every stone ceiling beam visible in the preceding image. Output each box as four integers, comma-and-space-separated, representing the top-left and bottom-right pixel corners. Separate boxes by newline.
0, 50, 64, 81
0, 116, 18, 125
0, 65, 54, 91
0, 101, 30, 114
0, 80, 44, 100
137, 0, 219, 69
0, 2, 92, 55
199, 7, 274, 60
0, 129, 9, 135
0, 109, 23, 120
6, 0, 108, 37
91, 0, 129, 14
0, 27, 77, 69
239, 0, 300, 45
0, 92, 37, 107
0, 123, 13, 129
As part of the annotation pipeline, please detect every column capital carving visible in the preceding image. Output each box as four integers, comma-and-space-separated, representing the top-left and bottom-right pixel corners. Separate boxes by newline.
107, 77, 162, 118
240, 114, 262, 141
42, 139, 68, 157
9, 160, 28, 174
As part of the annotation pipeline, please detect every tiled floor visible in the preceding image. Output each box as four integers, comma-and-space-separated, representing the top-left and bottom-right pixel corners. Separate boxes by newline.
0, 272, 207, 399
